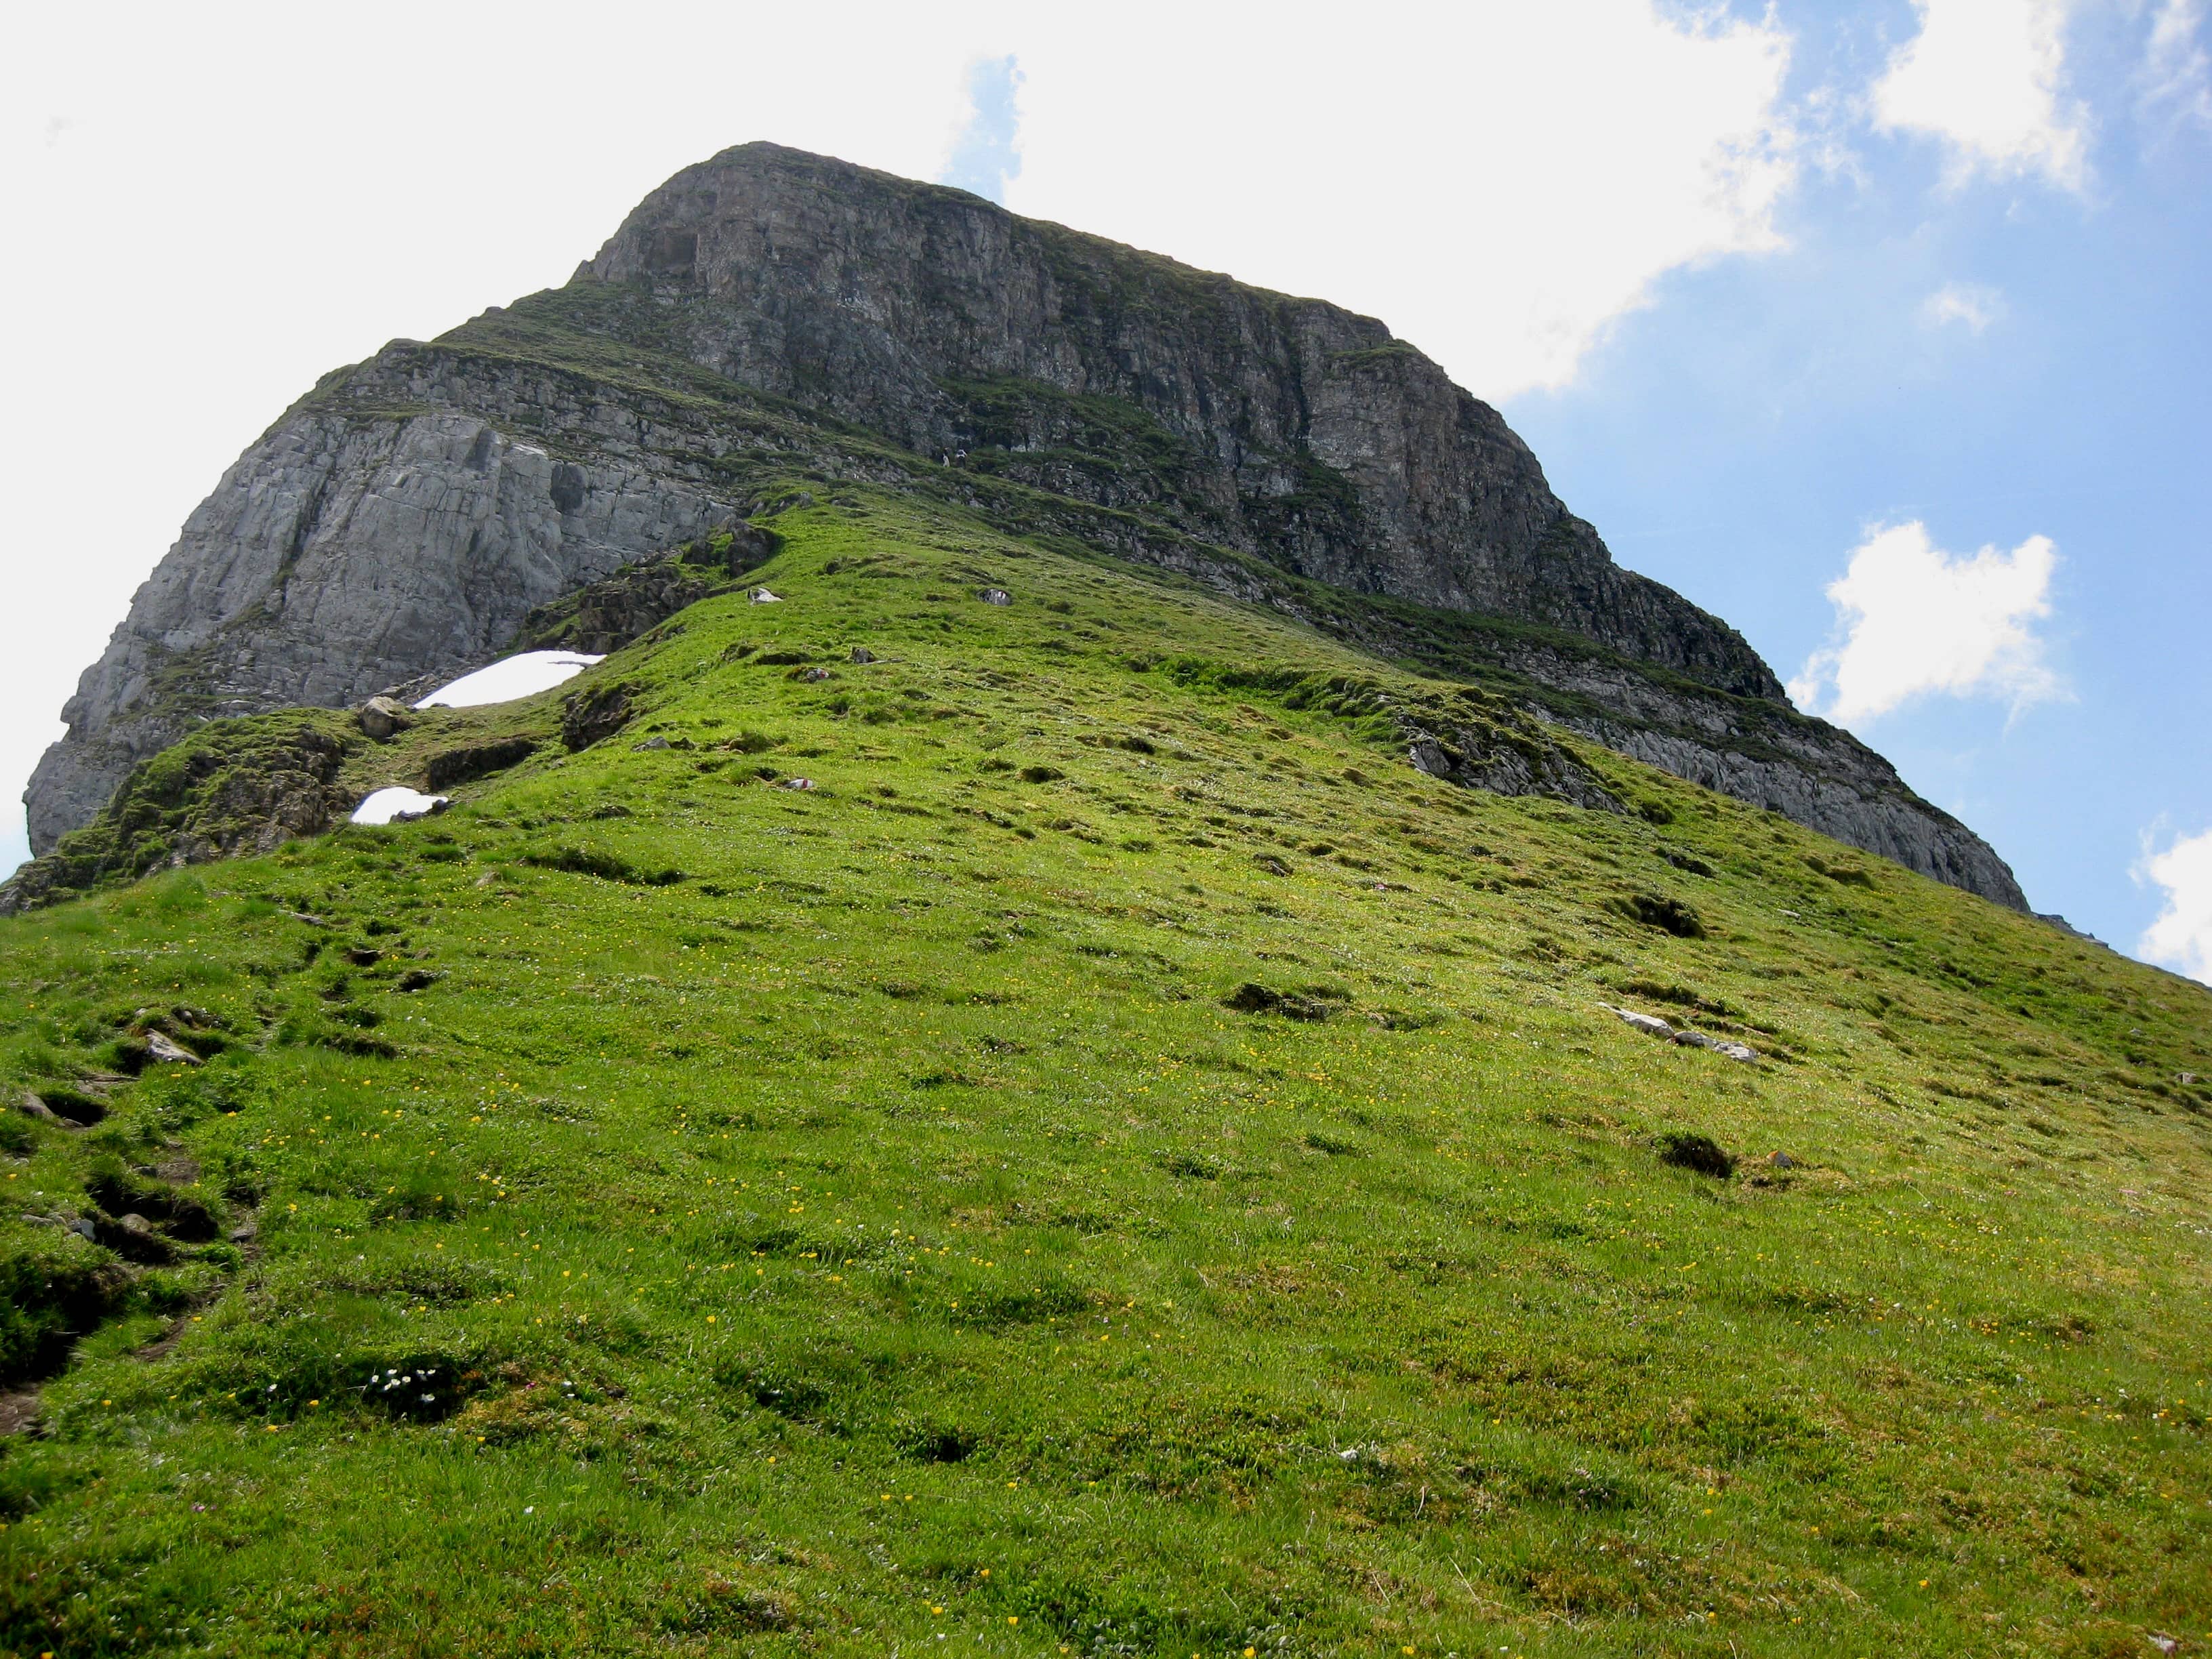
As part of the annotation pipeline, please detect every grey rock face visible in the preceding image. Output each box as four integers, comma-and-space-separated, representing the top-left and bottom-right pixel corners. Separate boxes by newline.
29, 403, 734, 850
1498, 647, 2027, 907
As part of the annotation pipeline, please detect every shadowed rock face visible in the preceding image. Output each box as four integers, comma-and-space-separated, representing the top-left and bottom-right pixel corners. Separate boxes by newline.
25, 409, 733, 851
24, 142, 2028, 911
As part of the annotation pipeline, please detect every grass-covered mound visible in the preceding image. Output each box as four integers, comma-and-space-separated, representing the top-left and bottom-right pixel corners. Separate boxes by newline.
2, 491, 2207, 1658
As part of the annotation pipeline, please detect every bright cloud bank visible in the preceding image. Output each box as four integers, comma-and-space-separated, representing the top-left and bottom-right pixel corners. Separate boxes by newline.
1788, 520, 2065, 726
2139, 826, 2212, 986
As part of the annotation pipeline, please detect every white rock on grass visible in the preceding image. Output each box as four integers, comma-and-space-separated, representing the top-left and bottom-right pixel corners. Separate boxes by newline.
1599, 1002, 1674, 1040
750, 588, 782, 604
352, 787, 450, 825
1598, 1002, 1760, 1063
413, 651, 603, 710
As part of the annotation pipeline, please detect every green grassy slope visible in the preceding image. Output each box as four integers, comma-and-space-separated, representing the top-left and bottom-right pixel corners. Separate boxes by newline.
3, 493, 2209, 1658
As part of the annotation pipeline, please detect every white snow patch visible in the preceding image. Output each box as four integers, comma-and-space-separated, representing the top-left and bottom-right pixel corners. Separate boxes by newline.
413, 651, 603, 710
351, 787, 449, 825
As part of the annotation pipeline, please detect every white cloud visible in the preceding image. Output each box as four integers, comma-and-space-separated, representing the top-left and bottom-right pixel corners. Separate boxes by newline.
1005, 1, 1800, 396
2140, 0, 2212, 127
939, 54, 1024, 203
1873, 0, 2091, 190
1788, 520, 2066, 724
1920, 280, 2007, 331
2137, 825, 2212, 984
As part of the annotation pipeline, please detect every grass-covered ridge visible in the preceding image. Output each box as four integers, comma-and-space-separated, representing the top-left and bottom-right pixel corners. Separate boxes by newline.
2, 491, 2208, 1657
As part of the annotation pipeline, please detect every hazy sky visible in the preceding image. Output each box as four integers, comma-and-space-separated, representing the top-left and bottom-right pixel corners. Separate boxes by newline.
2, 1, 2207, 981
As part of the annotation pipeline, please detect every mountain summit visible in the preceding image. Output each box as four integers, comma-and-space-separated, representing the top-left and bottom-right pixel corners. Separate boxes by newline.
25, 142, 2022, 907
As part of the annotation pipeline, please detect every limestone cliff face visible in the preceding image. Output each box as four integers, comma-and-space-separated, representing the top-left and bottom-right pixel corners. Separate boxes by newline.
26, 399, 733, 851
24, 143, 2028, 912
579, 145, 1780, 701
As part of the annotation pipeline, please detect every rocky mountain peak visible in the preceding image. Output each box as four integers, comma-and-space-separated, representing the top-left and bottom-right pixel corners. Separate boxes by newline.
571, 142, 1782, 701
22, 144, 2024, 912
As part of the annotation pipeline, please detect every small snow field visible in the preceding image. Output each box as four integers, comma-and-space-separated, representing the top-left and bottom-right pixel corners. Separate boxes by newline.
351, 787, 449, 825
413, 651, 602, 710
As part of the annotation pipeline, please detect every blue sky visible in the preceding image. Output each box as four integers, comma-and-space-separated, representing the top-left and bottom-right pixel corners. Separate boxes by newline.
3, 0, 2207, 978
1504, 0, 2212, 967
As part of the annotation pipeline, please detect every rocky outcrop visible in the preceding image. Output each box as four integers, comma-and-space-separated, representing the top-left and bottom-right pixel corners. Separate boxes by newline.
26, 407, 737, 851
1401, 721, 1626, 816
511, 542, 763, 657
22, 142, 2028, 912
1482, 646, 2028, 907
3, 716, 359, 915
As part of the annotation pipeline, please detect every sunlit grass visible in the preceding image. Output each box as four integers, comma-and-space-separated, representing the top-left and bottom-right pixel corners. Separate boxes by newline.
1, 491, 2207, 1656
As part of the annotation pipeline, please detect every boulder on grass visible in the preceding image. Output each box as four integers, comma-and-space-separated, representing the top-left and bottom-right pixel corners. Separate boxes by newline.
357, 697, 416, 741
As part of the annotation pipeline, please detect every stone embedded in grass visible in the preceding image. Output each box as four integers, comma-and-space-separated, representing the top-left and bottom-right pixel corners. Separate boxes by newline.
17, 1090, 64, 1126
750, 588, 783, 604
28, 1086, 105, 1126
1601, 1002, 1757, 1063
1600, 1002, 1674, 1040
142, 1029, 203, 1067
89, 1211, 177, 1263
978, 588, 1010, 605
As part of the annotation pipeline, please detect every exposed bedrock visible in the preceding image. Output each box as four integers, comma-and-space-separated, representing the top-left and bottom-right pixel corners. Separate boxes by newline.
27, 403, 733, 851
580, 144, 1779, 701
1478, 649, 2028, 908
